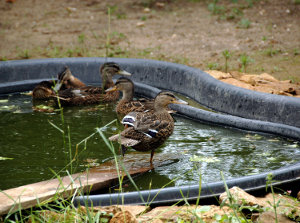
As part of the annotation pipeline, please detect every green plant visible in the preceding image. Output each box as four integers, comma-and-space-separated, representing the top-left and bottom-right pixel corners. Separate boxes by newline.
66, 48, 74, 57
107, 4, 126, 19
264, 48, 280, 57
266, 173, 279, 223
238, 53, 253, 72
245, 0, 254, 8
294, 0, 300, 4
238, 18, 251, 29
140, 15, 147, 21
78, 33, 86, 44
48, 45, 63, 58
17, 48, 30, 59
219, 172, 250, 223
138, 48, 153, 57
222, 49, 232, 73
226, 7, 243, 20
0, 56, 8, 61
206, 62, 220, 70
105, 7, 111, 58
207, 0, 225, 15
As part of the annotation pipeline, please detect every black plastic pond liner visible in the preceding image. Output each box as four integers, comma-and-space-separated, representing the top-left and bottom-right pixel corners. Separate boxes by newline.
73, 162, 300, 207
0, 58, 300, 206
1, 58, 300, 129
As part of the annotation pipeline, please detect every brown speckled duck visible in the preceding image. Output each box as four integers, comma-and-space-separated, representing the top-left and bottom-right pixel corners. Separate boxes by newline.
105, 77, 155, 116
57, 62, 131, 106
109, 91, 188, 163
32, 66, 84, 100
57, 66, 86, 89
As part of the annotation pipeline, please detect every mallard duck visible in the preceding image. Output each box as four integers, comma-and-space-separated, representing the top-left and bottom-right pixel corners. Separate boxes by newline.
57, 62, 131, 106
57, 66, 85, 89
109, 91, 188, 163
32, 66, 84, 100
105, 77, 155, 116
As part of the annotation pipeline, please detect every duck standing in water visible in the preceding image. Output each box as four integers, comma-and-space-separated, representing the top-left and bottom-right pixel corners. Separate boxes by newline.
109, 91, 188, 164
32, 66, 84, 100
57, 62, 131, 106
105, 77, 155, 116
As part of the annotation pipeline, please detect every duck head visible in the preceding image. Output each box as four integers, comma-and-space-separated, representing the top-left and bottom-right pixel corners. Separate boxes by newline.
100, 62, 131, 89
154, 91, 188, 111
57, 66, 85, 90
105, 77, 134, 100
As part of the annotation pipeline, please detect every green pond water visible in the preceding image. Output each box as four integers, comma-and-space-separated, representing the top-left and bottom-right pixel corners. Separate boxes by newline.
0, 93, 299, 191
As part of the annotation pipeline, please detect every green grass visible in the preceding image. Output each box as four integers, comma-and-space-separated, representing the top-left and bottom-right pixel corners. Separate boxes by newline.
206, 62, 220, 70
238, 18, 251, 29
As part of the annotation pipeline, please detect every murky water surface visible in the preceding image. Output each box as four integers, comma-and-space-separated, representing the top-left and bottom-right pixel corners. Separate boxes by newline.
0, 93, 299, 191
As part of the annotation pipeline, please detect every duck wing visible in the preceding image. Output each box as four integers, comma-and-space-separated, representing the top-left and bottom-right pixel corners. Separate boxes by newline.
121, 99, 154, 114
121, 112, 171, 139
56, 87, 105, 105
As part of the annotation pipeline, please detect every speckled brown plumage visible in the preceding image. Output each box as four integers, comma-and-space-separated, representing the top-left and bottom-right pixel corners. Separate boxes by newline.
106, 77, 154, 116
32, 66, 85, 100
56, 62, 131, 106
57, 87, 119, 106
57, 67, 85, 89
109, 91, 188, 163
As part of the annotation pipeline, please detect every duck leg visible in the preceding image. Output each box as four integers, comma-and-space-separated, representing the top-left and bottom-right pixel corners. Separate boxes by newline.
150, 150, 155, 164
121, 145, 127, 157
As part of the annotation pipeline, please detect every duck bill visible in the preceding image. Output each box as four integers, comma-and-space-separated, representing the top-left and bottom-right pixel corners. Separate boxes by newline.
53, 82, 62, 92
117, 70, 131, 76
173, 98, 188, 105
105, 86, 118, 92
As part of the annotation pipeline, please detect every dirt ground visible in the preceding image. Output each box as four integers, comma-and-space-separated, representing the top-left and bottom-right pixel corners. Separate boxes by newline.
1, 0, 300, 86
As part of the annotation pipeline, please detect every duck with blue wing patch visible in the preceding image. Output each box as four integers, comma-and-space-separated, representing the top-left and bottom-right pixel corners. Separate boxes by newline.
109, 91, 188, 163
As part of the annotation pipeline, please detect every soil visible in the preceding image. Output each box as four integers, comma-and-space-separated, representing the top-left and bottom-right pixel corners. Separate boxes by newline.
1, 0, 300, 85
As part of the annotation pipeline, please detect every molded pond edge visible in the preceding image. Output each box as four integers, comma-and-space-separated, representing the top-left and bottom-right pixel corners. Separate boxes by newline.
0, 58, 299, 206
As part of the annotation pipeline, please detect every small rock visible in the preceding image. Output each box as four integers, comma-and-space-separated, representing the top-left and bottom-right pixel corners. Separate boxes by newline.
239, 75, 257, 86
136, 22, 145, 27
259, 73, 278, 82
66, 7, 77, 13
155, 2, 165, 8
259, 9, 265, 15
219, 186, 260, 206
143, 8, 150, 13
256, 211, 294, 223
110, 210, 137, 223
205, 70, 232, 80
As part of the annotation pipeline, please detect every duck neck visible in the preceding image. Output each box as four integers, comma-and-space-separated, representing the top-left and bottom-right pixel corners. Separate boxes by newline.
102, 73, 114, 90
154, 103, 168, 114
121, 88, 134, 102
72, 78, 85, 88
